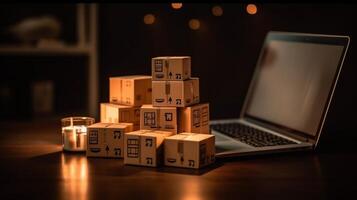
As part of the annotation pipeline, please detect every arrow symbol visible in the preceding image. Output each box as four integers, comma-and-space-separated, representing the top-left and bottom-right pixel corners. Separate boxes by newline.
169, 72, 172, 79
168, 97, 172, 104
106, 145, 109, 155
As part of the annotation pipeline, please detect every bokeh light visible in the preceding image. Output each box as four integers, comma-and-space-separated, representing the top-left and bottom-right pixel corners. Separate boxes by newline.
246, 4, 258, 15
212, 5, 223, 17
188, 19, 200, 30
143, 14, 155, 25
171, 3, 183, 10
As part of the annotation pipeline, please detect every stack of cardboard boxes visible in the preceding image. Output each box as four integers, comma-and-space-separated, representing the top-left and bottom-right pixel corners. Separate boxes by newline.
123, 56, 215, 169
85, 56, 215, 169
87, 75, 152, 158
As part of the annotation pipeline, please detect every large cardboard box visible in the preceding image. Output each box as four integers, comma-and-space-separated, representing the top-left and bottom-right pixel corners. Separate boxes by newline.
109, 75, 152, 106
178, 103, 210, 134
152, 78, 199, 107
124, 130, 173, 167
100, 103, 140, 130
164, 133, 215, 169
87, 123, 133, 158
152, 56, 191, 81
140, 104, 177, 133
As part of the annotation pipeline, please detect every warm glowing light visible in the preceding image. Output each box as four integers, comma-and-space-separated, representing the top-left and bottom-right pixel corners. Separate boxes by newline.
171, 3, 183, 9
61, 154, 88, 200
143, 14, 155, 25
212, 5, 223, 16
246, 4, 258, 15
188, 19, 200, 30
182, 178, 202, 200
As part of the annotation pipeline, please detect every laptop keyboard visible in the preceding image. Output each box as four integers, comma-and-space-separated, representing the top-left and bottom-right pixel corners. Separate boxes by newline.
211, 122, 297, 147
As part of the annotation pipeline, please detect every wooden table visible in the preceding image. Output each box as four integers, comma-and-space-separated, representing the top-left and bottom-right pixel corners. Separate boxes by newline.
0, 118, 356, 200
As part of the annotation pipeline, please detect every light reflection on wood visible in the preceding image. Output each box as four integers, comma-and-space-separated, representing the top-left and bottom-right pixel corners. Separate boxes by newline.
61, 154, 88, 200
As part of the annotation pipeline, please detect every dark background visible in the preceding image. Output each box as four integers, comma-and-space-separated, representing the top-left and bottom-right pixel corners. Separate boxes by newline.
0, 3, 356, 140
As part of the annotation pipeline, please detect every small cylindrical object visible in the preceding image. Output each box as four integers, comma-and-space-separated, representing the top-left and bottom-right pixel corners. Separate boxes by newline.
61, 117, 95, 152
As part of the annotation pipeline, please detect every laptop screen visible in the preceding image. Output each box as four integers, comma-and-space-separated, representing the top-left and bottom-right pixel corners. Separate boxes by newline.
244, 33, 347, 137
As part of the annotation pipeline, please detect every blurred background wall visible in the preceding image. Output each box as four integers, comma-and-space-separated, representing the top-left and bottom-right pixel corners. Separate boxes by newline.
0, 3, 355, 136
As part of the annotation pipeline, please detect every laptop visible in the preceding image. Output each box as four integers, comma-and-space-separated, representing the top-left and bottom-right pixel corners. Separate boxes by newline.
211, 31, 350, 157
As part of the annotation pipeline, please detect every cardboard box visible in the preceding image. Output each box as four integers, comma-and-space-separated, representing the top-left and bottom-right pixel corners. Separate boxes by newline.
124, 130, 173, 167
164, 133, 215, 169
152, 56, 191, 81
100, 103, 140, 130
152, 78, 199, 107
87, 123, 133, 158
140, 104, 177, 133
178, 103, 210, 134
109, 75, 152, 106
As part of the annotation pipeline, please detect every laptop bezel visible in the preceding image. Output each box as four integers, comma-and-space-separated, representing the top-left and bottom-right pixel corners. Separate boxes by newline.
240, 31, 350, 147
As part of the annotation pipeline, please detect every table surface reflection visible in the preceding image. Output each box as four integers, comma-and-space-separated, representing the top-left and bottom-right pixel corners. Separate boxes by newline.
0, 118, 356, 200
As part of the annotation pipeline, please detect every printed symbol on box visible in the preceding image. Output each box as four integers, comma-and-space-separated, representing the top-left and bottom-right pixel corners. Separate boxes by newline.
169, 72, 173, 79
146, 157, 153, 165
201, 107, 209, 125
176, 99, 181, 105
89, 130, 98, 144
168, 97, 173, 104
165, 113, 173, 121
125, 97, 131, 104
145, 138, 153, 147
199, 143, 206, 165
125, 80, 131, 87
155, 59, 163, 72
178, 142, 184, 164
105, 145, 110, 155
193, 109, 201, 127
144, 112, 156, 127
188, 160, 195, 167
175, 74, 182, 79
114, 148, 121, 156
113, 131, 122, 139
127, 139, 139, 158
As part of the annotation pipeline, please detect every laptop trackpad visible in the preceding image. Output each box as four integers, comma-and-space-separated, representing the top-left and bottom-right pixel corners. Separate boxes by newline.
213, 131, 253, 153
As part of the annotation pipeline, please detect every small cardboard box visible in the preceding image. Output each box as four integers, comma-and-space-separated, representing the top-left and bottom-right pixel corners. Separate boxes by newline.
152, 56, 191, 81
152, 78, 199, 107
140, 104, 177, 133
87, 122, 133, 158
100, 103, 140, 130
109, 75, 152, 106
124, 130, 173, 167
164, 133, 215, 169
178, 103, 210, 134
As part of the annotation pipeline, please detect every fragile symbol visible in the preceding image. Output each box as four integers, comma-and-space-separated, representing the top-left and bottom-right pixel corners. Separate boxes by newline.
189, 160, 195, 167
175, 74, 182, 79
114, 131, 121, 139
165, 113, 173, 121
114, 148, 121, 156
176, 99, 181, 105
145, 138, 153, 147
146, 157, 153, 165
169, 72, 173, 79
168, 97, 172, 104
105, 145, 109, 156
